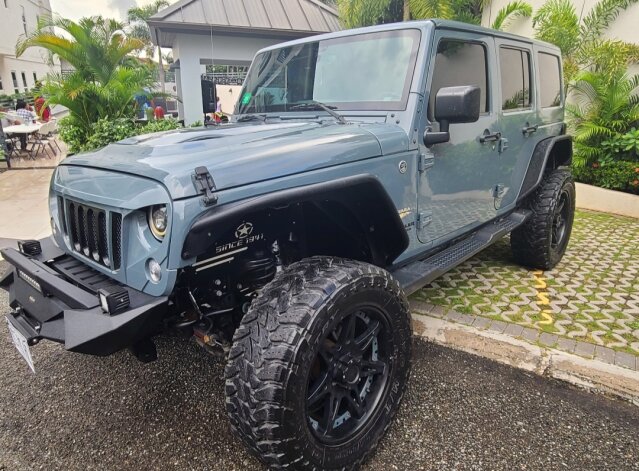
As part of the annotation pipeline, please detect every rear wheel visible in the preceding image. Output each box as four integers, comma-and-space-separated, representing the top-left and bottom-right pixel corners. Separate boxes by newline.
511, 168, 575, 269
225, 257, 411, 470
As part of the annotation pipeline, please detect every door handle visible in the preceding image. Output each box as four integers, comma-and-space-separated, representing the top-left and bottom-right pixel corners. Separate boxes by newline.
522, 123, 538, 135
480, 129, 501, 143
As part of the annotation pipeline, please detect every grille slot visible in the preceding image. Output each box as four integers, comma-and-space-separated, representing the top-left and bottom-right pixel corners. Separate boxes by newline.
111, 212, 122, 270
63, 198, 122, 271
57, 196, 67, 234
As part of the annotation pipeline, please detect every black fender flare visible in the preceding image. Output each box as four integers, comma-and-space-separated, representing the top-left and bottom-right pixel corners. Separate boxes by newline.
182, 175, 409, 267
517, 135, 572, 203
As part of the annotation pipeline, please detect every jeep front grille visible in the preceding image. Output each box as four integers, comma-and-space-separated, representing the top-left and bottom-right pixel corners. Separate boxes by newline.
63, 199, 122, 270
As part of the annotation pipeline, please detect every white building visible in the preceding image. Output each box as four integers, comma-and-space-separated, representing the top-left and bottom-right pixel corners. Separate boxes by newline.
0, 0, 60, 96
148, 0, 341, 125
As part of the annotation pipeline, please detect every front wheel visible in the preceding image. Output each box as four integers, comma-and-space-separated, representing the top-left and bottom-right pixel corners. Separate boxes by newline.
225, 257, 412, 470
511, 168, 576, 270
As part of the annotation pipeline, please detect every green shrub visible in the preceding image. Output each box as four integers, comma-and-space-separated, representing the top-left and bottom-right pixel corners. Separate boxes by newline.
572, 160, 639, 194
60, 116, 183, 153
601, 128, 639, 161
139, 118, 182, 134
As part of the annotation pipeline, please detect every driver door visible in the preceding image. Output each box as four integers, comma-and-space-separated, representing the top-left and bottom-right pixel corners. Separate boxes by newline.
417, 33, 500, 244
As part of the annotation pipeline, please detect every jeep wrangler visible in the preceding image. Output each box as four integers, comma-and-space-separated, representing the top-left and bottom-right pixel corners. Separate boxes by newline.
2, 20, 574, 470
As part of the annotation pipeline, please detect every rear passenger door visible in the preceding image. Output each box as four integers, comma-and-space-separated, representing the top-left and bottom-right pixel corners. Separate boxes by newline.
494, 39, 537, 212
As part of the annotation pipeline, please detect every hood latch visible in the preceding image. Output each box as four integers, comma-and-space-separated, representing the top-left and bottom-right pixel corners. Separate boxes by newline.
192, 166, 218, 206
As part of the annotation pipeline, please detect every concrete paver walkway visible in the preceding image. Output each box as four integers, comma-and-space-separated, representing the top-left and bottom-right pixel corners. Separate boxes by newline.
0, 169, 53, 241
412, 209, 639, 363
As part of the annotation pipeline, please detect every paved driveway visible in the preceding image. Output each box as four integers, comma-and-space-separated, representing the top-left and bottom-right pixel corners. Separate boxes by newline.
1, 287, 637, 470
414, 210, 639, 357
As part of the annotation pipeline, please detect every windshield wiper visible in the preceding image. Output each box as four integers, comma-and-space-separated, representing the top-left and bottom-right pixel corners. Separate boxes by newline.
235, 114, 268, 122
289, 101, 347, 125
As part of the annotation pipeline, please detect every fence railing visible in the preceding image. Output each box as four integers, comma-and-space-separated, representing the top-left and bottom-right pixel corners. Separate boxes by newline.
201, 72, 246, 86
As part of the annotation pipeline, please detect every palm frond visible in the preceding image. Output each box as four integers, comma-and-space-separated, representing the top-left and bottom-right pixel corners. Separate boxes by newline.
491, 0, 532, 30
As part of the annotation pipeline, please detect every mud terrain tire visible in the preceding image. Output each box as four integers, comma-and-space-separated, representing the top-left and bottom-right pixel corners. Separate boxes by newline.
225, 257, 411, 470
511, 168, 576, 270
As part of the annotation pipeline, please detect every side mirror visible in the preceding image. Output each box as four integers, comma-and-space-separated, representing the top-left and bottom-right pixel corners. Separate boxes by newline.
424, 85, 482, 147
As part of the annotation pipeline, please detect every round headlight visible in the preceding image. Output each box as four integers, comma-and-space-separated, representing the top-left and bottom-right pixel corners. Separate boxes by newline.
148, 205, 168, 240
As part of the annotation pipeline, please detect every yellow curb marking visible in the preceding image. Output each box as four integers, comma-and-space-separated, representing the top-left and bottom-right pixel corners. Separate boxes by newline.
533, 270, 553, 325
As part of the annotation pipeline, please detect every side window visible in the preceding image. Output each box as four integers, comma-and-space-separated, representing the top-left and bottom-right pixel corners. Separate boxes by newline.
538, 52, 562, 108
499, 47, 532, 111
429, 40, 488, 119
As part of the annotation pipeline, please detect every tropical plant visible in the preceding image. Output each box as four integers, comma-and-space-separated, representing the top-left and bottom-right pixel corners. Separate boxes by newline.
602, 127, 639, 160
338, 0, 530, 29
491, 0, 532, 30
16, 16, 154, 149
127, 0, 170, 58
567, 70, 639, 166
571, 160, 639, 194
60, 116, 182, 153
532, 0, 639, 84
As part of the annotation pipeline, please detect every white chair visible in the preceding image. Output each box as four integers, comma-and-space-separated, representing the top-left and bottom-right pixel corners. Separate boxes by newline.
47, 119, 63, 153
30, 122, 57, 158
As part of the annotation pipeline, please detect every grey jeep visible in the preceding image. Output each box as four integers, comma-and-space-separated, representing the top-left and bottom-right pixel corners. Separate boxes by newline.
2, 20, 574, 470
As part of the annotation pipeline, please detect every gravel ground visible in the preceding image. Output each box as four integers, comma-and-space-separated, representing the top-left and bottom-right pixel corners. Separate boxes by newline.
1, 278, 638, 470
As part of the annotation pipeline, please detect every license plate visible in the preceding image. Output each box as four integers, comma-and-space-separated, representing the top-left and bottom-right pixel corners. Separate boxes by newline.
6, 316, 35, 373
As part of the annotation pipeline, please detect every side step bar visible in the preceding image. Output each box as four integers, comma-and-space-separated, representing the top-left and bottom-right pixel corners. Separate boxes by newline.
392, 210, 531, 296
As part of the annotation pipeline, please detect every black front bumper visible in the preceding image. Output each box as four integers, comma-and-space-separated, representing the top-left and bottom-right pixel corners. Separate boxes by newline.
1, 238, 168, 356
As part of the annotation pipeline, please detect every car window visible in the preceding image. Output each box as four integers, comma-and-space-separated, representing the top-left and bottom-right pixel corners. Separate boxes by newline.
499, 47, 532, 111
429, 40, 488, 120
538, 52, 562, 108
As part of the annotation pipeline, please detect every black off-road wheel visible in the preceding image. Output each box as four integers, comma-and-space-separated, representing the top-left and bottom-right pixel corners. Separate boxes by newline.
511, 168, 576, 270
225, 257, 412, 470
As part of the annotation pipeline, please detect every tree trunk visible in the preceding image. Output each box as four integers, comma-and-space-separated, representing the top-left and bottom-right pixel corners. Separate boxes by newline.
403, 0, 410, 21
158, 46, 165, 95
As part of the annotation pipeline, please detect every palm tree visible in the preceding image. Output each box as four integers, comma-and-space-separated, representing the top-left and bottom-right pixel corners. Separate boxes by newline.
127, 0, 170, 92
491, 0, 532, 30
338, 0, 530, 29
532, 0, 639, 84
127, 0, 170, 57
16, 16, 153, 148
567, 70, 639, 166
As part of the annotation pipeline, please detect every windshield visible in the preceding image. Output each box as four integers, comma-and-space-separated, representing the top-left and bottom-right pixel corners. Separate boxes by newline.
235, 29, 421, 115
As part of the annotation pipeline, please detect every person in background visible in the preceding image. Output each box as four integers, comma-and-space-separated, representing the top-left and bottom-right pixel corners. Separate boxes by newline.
15, 100, 36, 123
14, 100, 37, 150
34, 94, 51, 122
154, 105, 165, 120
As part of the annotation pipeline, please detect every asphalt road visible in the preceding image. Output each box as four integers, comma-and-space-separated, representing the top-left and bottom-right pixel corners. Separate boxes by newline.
1, 278, 638, 470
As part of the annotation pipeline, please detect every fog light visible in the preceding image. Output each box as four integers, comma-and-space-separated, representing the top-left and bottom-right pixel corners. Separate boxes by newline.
98, 286, 130, 315
18, 240, 41, 256
147, 258, 162, 283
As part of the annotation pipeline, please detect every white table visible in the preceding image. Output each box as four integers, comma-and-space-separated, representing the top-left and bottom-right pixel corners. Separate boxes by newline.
4, 123, 43, 134
4, 123, 44, 158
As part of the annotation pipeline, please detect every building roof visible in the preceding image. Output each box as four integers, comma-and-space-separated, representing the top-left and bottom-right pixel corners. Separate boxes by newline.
148, 0, 341, 47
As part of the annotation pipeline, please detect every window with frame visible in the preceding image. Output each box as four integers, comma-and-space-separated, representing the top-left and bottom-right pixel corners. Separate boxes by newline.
538, 52, 562, 108
21, 6, 27, 34
429, 40, 489, 120
499, 47, 532, 111
11, 71, 18, 88
33, 72, 37, 83
21, 72, 27, 89
0, 76, 3, 91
